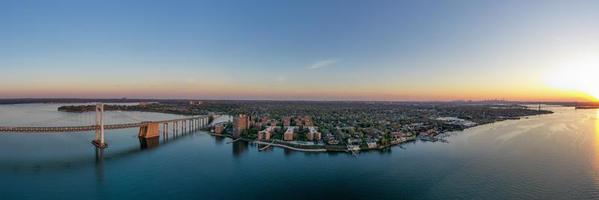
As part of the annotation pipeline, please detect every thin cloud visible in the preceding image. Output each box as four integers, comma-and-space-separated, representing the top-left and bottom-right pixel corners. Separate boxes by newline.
276, 75, 286, 82
307, 58, 339, 70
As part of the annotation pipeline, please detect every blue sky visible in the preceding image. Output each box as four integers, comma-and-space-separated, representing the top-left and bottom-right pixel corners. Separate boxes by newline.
2, 0, 599, 100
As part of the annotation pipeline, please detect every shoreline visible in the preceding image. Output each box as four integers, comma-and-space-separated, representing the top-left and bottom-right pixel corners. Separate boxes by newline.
204, 112, 550, 154
52, 102, 555, 154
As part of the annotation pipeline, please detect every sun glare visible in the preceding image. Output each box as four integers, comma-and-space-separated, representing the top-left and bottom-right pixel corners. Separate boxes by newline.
545, 54, 599, 101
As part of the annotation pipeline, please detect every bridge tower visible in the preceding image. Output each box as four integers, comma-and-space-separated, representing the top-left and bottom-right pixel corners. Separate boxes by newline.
93, 103, 107, 149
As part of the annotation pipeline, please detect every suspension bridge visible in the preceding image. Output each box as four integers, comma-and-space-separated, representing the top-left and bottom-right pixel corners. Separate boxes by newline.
0, 103, 219, 149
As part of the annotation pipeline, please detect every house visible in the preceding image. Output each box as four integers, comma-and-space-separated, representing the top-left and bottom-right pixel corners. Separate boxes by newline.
283, 117, 291, 127
214, 124, 224, 135
284, 127, 295, 141
257, 126, 273, 141
390, 131, 411, 144
306, 127, 321, 141
347, 138, 361, 145
367, 142, 378, 149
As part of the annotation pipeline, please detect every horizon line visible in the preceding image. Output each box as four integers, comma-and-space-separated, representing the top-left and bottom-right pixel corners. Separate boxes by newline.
0, 97, 592, 103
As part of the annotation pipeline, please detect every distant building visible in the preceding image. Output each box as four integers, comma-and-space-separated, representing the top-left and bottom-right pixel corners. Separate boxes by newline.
390, 131, 410, 144
257, 131, 265, 140
258, 116, 271, 126
189, 100, 203, 105
283, 117, 291, 127
284, 127, 295, 141
315, 132, 321, 140
257, 126, 273, 141
436, 117, 477, 127
267, 119, 278, 126
233, 114, 250, 138
419, 129, 436, 137
294, 118, 303, 126
306, 127, 321, 141
259, 126, 272, 141
303, 116, 314, 126
390, 132, 407, 140
367, 142, 378, 149
347, 138, 361, 145
327, 138, 339, 145
214, 124, 224, 135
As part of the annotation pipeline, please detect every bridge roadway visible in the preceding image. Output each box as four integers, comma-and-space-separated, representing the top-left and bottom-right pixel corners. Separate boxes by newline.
0, 116, 209, 133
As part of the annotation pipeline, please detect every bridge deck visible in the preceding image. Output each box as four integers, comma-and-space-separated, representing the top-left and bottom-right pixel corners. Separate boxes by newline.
0, 116, 209, 133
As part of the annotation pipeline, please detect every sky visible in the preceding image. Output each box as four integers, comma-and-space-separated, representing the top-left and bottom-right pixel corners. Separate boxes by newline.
2, 0, 599, 101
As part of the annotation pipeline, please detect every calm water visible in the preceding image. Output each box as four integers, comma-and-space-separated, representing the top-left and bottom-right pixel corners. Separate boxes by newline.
1, 104, 599, 200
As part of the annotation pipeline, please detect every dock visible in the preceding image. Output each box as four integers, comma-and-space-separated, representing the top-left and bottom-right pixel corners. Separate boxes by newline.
259, 143, 273, 151
227, 138, 242, 144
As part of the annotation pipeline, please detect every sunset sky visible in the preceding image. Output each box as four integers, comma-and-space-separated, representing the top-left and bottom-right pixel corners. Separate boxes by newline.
2, 0, 599, 101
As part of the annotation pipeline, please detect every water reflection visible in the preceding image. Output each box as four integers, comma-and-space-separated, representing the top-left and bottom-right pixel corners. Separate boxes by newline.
92, 131, 200, 182
8, 105, 599, 199
94, 148, 104, 183
257, 144, 273, 152
283, 148, 295, 156
232, 141, 249, 157
139, 137, 160, 150
593, 110, 599, 187
214, 136, 225, 145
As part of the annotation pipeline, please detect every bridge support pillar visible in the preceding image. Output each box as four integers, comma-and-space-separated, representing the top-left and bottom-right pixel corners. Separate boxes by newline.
138, 122, 160, 139
172, 122, 176, 136
161, 123, 166, 139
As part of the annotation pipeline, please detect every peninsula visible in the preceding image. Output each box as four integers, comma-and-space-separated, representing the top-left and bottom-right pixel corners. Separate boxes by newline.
58, 100, 553, 153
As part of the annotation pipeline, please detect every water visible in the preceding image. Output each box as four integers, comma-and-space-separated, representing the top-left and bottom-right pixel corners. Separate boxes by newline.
1, 104, 598, 199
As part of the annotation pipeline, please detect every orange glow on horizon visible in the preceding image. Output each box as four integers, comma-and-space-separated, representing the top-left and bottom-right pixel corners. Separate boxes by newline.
544, 53, 599, 102
2, 84, 596, 102
1, 72, 598, 101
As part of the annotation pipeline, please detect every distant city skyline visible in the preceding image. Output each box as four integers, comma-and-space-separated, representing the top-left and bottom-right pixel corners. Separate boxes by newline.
2, 0, 599, 101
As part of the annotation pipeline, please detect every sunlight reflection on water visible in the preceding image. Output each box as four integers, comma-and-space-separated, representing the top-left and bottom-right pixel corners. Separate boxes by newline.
593, 110, 599, 189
